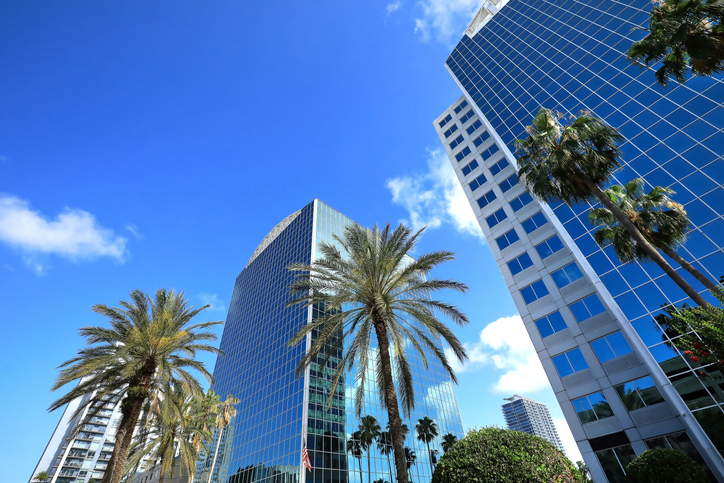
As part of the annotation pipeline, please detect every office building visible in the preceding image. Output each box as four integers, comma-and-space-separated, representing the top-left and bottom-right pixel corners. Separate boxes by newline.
502, 395, 564, 453
434, 1, 724, 482
195, 200, 464, 483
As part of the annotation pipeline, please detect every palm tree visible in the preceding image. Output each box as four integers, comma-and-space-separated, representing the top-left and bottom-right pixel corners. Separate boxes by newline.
207, 394, 240, 483
377, 431, 395, 481
358, 415, 381, 483
49, 289, 222, 483
126, 384, 207, 483
404, 447, 417, 482
347, 431, 365, 483
589, 179, 722, 295
287, 223, 469, 483
441, 433, 458, 453
516, 108, 708, 307
415, 417, 438, 474
386, 421, 410, 442
628, 0, 724, 87
33, 471, 50, 482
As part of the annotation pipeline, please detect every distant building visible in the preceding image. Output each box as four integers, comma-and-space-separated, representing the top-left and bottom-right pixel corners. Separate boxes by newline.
502, 395, 564, 453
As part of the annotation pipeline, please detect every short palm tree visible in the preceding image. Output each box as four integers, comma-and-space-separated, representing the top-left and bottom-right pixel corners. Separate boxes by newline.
33, 471, 50, 482
589, 178, 722, 295
359, 415, 381, 483
377, 431, 395, 480
49, 289, 222, 483
516, 108, 707, 307
207, 394, 240, 483
347, 431, 365, 483
441, 433, 458, 453
287, 223, 469, 483
628, 0, 724, 86
415, 417, 438, 474
192, 389, 221, 453
404, 447, 417, 482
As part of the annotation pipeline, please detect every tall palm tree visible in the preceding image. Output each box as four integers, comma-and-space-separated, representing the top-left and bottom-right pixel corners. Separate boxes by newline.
588, 179, 722, 295
287, 223, 469, 483
358, 415, 381, 483
377, 431, 394, 481
49, 289, 222, 483
207, 394, 240, 483
415, 417, 438, 474
441, 433, 458, 453
404, 447, 417, 482
516, 108, 708, 307
347, 431, 364, 483
628, 0, 724, 87
33, 471, 50, 482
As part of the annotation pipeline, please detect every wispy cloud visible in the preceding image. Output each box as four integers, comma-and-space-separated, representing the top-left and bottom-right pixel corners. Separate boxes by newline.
387, 148, 483, 240
414, 0, 483, 45
386, 0, 403, 15
199, 293, 227, 313
0, 195, 128, 273
447, 315, 549, 394
125, 223, 144, 240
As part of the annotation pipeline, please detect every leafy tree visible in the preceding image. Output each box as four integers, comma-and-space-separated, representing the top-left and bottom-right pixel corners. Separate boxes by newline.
287, 223, 469, 483
589, 179, 722, 294
628, 0, 724, 86
516, 108, 708, 307
207, 394, 240, 483
404, 447, 417, 482
415, 417, 439, 474
441, 433, 458, 453
358, 415, 381, 483
575, 461, 591, 482
49, 289, 222, 483
625, 448, 708, 482
347, 430, 365, 483
431, 427, 582, 483
32, 471, 50, 482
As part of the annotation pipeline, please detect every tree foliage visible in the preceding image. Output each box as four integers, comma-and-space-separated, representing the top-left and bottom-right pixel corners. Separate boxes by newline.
625, 448, 708, 483
628, 0, 724, 86
431, 427, 584, 483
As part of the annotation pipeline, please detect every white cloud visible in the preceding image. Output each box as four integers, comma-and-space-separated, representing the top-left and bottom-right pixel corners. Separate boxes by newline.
0, 195, 128, 272
414, 0, 483, 45
199, 293, 227, 313
387, 148, 483, 240
386, 0, 403, 15
448, 315, 549, 394
554, 416, 582, 463
125, 223, 144, 240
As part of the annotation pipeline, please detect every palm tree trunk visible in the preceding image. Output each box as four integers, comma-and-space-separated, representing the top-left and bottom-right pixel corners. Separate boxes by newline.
100, 396, 145, 483
386, 454, 393, 482
426, 442, 433, 475
579, 174, 709, 307
358, 457, 363, 483
207, 427, 224, 483
367, 450, 371, 483
657, 244, 723, 295
158, 454, 166, 483
372, 319, 409, 483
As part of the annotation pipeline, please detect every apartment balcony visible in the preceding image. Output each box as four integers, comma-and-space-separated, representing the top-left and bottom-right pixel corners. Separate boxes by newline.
63, 461, 83, 469
58, 469, 79, 477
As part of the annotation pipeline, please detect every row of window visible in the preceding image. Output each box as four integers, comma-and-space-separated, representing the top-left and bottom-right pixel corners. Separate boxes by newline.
530, 294, 606, 340
459, 109, 475, 124
572, 376, 665, 425
552, 331, 633, 378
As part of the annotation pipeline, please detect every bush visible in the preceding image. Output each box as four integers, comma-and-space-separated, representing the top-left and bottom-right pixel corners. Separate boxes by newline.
625, 448, 708, 483
431, 427, 583, 483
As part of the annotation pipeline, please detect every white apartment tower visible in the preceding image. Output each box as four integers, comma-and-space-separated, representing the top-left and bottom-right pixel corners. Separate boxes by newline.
502, 394, 564, 453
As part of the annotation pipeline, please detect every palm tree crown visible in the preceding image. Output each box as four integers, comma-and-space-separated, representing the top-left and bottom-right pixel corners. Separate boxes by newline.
49, 289, 222, 483
441, 433, 458, 453
415, 417, 439, 474
589, 179, 721, 294
628, 0, 724, 86
33, 471, 50, 482
287, 223, 469, 483
359, 415, 382, 483
207, 394, 240, 483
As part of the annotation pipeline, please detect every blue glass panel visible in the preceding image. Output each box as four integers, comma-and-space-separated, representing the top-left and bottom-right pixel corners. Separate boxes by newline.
553, 353, 575, 377
591, 338, 616, 363
568, 348, 589, 372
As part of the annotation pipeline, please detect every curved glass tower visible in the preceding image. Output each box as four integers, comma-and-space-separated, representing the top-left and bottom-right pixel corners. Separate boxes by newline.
196, 200, 464, 483
435, 1, 724, 482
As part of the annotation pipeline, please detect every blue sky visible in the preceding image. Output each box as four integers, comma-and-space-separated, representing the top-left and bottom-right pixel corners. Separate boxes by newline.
0, 1, 581, 479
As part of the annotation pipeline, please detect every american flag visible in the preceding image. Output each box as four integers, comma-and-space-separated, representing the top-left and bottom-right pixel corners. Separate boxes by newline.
302, 444, 312, 472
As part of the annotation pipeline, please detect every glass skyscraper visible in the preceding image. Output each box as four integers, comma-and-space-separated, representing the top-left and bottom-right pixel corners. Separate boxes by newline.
502, 394, 564, 453
196, 200, 464, 483
434, 1, 724, 482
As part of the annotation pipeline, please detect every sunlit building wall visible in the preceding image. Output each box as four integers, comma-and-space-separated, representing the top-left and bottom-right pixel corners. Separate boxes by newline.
196, 199, 464, 483
434, 1, 724, 481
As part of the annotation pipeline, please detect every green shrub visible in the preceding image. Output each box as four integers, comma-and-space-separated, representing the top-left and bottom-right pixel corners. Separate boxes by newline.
431, 427, 583, 483
625, 448, 708, 483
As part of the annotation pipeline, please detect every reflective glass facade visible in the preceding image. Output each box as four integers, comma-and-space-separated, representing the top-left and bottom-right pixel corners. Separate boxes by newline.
436, 1, 724, 481
197, 200, 464, 483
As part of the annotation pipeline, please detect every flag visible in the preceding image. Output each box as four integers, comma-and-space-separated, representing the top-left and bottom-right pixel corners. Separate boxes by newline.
302, 444, 312, 472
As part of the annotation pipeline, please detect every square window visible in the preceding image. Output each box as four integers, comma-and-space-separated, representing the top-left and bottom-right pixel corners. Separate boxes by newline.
508, 252, 534, 275
473, 131, 491, 147
486, 208, 507, 228
521, 280, 549, 304
454, 99, 468, 114
449, 134, 464, 150
552, 263, 584, 288
444, 124, 459, 138
495, 229, 520, 250
459, 109, 476, 124
522, 212, 548, 234
591, 332, 633, 363
570, 295, 607, 322
553, 348, 589, 377
476, 189, 497, 208
466, 120, 483, 135
535, 236, 565, 258
455, 146, 472, 162
510, 192, 534, 211
535, 310, 567, 338
438, 114, 452, 128
499, 173, 518, 192
461, 159, 479, 176
482, 144, 501, 163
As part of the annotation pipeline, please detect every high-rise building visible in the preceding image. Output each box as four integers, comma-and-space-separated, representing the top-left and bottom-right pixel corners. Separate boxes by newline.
195, 200, 464, 483
434, 1, 724, 482
31, 390, 124, 483
502, 394, 564, 453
